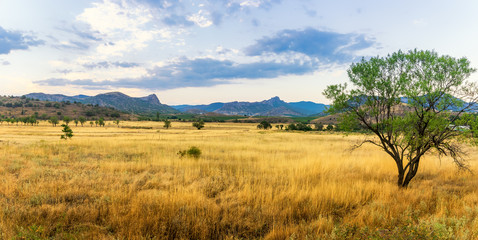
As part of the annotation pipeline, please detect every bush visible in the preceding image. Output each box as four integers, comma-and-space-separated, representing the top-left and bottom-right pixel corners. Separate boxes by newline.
257, 121, 272, 130
192, 120, 205, 130
178, 146, 202, 159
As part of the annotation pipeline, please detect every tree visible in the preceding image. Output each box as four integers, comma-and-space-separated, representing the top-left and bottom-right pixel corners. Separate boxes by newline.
114, 119, 120, 127
74, 119, 79, 127
90, 121, 94, 127
79, 116, 86, 127
60, 124, 73, 140
257, 120, 272, 130
314, 122, 324, 131
98, 118, 105, 127
49, 116, 59, 127
192, 120, 205, 130
63, 116, 71, 125
163, 119, 171, 129
324, 49, 478, 188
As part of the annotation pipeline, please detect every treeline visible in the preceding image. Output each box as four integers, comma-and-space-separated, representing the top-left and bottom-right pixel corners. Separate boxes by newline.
0, 115, 113, 127
257, 121, 336, 131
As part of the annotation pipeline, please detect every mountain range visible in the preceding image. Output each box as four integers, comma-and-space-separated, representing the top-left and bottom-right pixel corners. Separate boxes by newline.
172, 96, 328, 117
25, 92, 178, 114
25, 92, 328, 117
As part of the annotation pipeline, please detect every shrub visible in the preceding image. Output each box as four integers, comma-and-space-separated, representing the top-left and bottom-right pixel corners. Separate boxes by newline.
257, 120, 272, 130
178, 146, 202, 159
192, 120, 204, 130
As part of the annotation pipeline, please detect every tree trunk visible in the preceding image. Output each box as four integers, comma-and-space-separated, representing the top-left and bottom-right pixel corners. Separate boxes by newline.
398, 158, 420, 188
397, 171, 404, 187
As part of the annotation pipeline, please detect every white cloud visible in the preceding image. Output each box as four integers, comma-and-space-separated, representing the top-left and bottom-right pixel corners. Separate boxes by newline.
187, 10, 213, 28
75, 0, 163, 58
240, 0, 261, 7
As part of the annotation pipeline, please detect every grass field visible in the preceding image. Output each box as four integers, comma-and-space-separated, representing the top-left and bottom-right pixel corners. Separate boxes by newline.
0, 121, 478, 239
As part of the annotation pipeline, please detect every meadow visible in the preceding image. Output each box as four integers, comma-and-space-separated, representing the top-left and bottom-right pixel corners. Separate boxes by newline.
0, 121, 478, 239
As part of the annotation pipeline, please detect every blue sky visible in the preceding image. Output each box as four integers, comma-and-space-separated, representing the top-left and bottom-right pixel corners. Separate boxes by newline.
1, 0, 478, 104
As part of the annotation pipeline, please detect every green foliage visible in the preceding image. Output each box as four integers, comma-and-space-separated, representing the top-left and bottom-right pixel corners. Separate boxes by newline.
323, 49, 478, 187
110, 112, 120, 118
192, 120, 205, 130
49, 116, 59, 127
15, 224, 45, 240
285, 123, 312, 131
314, 122, 324, 131
62, 116, 70, 125
98, 118, 105, 127
60, 124, 73, 140
163, 119, 171, 129
78, 116, 86, 126
177, 146, 202, 159
257, 120, 272, 130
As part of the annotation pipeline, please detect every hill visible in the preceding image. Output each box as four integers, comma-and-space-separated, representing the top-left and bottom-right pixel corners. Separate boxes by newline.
25, 92, 178, 114
172, 97, 329, 117
0, 95, 131, 121
288, 101, 328, 116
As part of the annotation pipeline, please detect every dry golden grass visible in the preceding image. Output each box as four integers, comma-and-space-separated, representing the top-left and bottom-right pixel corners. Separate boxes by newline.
0, 121, 478, 239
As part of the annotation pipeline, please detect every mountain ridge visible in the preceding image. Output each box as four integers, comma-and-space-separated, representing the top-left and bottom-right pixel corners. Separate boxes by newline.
172, 96, 329, 117
25, 92, 330, 117
25, 92, 178, 114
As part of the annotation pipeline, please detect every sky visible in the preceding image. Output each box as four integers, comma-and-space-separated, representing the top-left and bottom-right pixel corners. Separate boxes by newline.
1, 0, 478, 105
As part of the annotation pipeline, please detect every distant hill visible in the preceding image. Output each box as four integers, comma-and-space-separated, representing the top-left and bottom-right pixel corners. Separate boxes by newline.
0, 95, 130, 121
172, 97, 329, 117
174, 102, 225, 113
288, 101, 328, 116
26, 92, 178, 114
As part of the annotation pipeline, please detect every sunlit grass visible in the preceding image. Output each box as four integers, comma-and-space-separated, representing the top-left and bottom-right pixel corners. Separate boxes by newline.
0, 121, 477, 239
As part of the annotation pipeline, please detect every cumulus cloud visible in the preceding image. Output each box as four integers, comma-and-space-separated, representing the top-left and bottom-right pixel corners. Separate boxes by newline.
0, 26, 44, 54
76, 0, 161, 58
245, 28, 375, 63
36, 57, 318, 90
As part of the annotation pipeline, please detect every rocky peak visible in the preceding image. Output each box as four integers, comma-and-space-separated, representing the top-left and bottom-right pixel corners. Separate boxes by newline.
140, 94, 161, 105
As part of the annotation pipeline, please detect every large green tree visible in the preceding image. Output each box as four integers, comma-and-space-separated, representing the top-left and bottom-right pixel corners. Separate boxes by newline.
324, 49, 478, 188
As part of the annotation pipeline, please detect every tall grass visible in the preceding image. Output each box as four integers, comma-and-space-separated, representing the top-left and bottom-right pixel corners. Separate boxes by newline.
0, 121, 477, 239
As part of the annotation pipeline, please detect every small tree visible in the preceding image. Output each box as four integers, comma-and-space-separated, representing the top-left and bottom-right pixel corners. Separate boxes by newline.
49, 116, 59, 127
314, 122, 324, 131
90, 121, 94, 127
79, 116, 86, 127
114, 119, 120, 127
257, 120, 272, 130
98, 118, 105, 127
60, 124, 73, 140
74, 119, 79, 127
164, 119, 171, 129
63, 116, 71, 126
192, 120, 205, 130
324, 49, 478, 188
